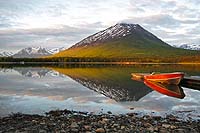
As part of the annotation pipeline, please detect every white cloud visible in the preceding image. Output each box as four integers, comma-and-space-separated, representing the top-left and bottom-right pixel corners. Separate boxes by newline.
0, 0, 200, 51
0, 24, 102, 52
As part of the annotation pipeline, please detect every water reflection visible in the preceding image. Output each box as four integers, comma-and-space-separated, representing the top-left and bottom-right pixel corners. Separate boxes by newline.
180, 78, 200, 91
131, 73, 186, 99
0, 65, 199, 102
14, 67, 51, 78
0, 67, 92, 100
0, 67, 152, 101
0, 64, 200, 117
144, 80, 185, 99
49, 67, 152, 101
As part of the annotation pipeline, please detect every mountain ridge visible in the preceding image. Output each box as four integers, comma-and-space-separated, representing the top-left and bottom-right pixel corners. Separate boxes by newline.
52, 23, 199, 59
175, 44, 200, 50
0, 52, 14, 57
70, 23, 169, 49
0, 47, 65, 58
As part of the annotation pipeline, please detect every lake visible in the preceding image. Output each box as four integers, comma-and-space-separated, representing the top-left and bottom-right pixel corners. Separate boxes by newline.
0, 64, 199, 120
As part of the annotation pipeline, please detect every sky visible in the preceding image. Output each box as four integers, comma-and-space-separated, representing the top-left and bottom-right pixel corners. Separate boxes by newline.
0, 0, 200, 52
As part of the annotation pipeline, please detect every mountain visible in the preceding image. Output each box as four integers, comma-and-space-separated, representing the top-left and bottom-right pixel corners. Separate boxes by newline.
52, 23, 199, 60
0, 52, 14, 57
13, 47, 65, 58
47, 47, 66, 54
176, 44, 200, 50
13, 47, 51, 58
71, 23, 169, 49
49, 66, 152, 101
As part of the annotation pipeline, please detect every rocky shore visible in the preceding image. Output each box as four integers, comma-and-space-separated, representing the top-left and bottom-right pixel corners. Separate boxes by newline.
0, 110, 199, 133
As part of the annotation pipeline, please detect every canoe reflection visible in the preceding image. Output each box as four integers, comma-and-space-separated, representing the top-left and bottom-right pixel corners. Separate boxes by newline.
144, 80, 185, 99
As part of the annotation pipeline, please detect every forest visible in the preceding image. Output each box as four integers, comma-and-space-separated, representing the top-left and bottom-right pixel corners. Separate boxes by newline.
0, 56, 199, 63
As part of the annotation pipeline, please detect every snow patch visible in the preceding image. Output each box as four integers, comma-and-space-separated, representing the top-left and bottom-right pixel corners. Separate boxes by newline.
176, 44, 200, 50
72, 23, 140, 48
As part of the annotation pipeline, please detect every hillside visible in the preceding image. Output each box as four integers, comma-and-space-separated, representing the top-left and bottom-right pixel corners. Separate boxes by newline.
51, 23, 200, 61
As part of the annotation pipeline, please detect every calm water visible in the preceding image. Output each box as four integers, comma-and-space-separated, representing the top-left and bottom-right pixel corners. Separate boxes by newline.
0, 64, 199, 120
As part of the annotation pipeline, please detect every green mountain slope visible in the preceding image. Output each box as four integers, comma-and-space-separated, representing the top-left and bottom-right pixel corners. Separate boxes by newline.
51, 23, 200, 61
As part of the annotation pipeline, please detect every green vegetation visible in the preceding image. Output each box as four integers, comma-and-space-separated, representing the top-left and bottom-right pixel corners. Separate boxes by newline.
1, 29, 200, 63
50, 34, 200, 62
0, 54, 200, 63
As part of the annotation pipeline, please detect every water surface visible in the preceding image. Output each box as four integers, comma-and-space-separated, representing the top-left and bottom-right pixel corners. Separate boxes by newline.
0, 64, 199, 120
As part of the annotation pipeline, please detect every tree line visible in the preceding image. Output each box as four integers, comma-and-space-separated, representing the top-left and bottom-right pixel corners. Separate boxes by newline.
0, 56, 199, 63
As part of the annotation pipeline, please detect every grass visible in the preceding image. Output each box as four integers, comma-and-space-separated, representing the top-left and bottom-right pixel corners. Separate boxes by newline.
48, 30, 200, 63
52, 35, 200, 59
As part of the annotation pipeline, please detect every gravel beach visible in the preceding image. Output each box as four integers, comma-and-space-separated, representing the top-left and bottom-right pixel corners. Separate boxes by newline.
0, 109, 199, 133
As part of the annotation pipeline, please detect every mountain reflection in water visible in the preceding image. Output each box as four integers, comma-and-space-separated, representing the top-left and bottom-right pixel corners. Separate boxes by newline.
0, 67, 152, 101
0, 64, 200, 117
49, 65, 200, 101
49, 67, 152, 101
2, 65, 200, 102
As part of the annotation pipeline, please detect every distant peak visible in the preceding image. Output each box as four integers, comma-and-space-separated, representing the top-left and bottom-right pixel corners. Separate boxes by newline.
71, 23, 143, 48
177, 43, 200, 50
115, 23, 140, 28
70, 22, 160, 49
116, 22, 138, 25
0, 51, 14, 57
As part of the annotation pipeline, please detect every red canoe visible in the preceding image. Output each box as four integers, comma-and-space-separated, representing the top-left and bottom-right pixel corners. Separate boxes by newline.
144, 80, 185, 99
131, 72, 184, 85
144, 72, 184, 85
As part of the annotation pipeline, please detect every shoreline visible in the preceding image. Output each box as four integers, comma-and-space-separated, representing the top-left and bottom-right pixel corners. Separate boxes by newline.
0, 62, 200, 65
0, 109, 199, 132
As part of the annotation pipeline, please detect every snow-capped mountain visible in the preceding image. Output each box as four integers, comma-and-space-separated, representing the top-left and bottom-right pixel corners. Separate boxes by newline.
71, 23, 160, 49
13, 47, 65, 58
53, 23, 174, 58
47, 47, 65, 54
0, 52, 14, 57
177, 44, 200, 50
13, 47, 51, 58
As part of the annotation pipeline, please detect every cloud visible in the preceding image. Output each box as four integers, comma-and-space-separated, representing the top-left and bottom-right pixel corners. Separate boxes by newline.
187, 24, 200, 35
121, 0, 200, 45
0, 0, 200, 51
129, 0, 177, 15
122, 14, 181, 28
0, 23, 105, 52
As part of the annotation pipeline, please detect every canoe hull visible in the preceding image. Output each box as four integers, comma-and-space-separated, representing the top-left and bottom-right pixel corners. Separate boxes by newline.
145, 77, 182, 85
131, 72, 184, 85
144, 72, 184, 85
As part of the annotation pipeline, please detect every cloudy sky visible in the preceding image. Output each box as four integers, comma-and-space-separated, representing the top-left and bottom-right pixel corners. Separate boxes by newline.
0, 0, 200, 52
